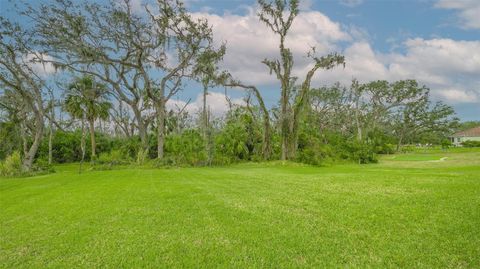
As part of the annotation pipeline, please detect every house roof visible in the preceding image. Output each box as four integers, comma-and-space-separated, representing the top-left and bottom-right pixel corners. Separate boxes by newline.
451, 126, 480, 137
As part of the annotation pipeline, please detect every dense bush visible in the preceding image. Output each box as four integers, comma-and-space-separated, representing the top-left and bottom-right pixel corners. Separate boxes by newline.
0, 151, 23, 177
37, 131, 137, 163
296, 126, 334, 165
400, 145, 416, 153
441, 139, 452, 149
98, 149, 131, 166
0, 151, 53, 177
38, 131, 85, 163
163, 129, 206, 166
33, 157, 55, 174
296, 127, 377, 165
213, 108, 263, 164
0, 122, 22, 160
343, 140, 377, 164
461, 140, 480, 148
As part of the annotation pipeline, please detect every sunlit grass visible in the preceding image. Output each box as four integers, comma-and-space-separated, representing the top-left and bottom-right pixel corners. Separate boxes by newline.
1, 149, 479, 268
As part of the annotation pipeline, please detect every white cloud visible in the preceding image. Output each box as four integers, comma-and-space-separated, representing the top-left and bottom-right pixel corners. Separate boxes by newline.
191, 7, 480, 105
438, 89, 478, 103
167, 91, 245, 118
311, 42, 389, 85
191, 8, 350, 86
435, 0, 480, 29
384, 38, 480, 103
316, 38, 480, 104
25, 53, 56, 78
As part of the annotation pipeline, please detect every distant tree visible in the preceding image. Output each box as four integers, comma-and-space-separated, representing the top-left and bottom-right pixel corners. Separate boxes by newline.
308, 83, 351, 135
65, 76, 111, 160
392, 91, 458, 150
456, 121, 480, 131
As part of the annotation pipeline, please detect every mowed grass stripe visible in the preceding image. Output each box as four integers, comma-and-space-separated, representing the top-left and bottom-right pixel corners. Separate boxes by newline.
1, 151, 479, 268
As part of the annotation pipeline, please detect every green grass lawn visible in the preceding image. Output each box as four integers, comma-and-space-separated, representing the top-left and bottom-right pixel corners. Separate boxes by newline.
1, 150, 480, 268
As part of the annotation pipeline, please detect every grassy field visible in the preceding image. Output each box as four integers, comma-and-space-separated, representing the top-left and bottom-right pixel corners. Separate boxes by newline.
1, 149, 479, 268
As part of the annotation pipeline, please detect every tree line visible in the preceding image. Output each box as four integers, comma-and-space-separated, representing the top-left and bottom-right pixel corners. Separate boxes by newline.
0, 0, 459, 173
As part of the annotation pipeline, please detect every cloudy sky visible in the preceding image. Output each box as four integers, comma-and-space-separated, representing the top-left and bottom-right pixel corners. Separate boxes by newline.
1, 0, 479, 120
177, 0, 480, 120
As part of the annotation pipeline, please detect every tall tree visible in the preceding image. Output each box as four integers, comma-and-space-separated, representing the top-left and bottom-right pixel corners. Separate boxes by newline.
192, 46, 227, 163
258, 0, 344, 160
65, 76, 111, 160
146, 0, 223, 159
393, 98, 457, 150
29, 0, 156, 152
0, 17, 47, 170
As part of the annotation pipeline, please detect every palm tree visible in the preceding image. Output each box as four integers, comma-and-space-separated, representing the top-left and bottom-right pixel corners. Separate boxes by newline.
65, 76, 111, 161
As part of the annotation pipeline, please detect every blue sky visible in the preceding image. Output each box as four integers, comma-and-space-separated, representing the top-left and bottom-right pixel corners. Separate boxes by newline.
1, 0, 479, 120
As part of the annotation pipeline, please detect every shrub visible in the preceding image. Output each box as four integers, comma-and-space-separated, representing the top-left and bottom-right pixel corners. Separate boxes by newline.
461, 140, 480, 148
0, 151, 23, 177
400, 145, 416, 153
98, 150, 130, 166
342, 140, 377, 164
136, 148, 149, 165
32, 157, 55, 174
296, 131, 334, 166
213, 108, 263, 164
441, 139, 452, 149
375, 143, 395, 154
164, 129, 207, 166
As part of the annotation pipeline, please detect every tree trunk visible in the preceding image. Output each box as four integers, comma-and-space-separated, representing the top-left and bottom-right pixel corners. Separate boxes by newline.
48, 123, 53, 165
156, 99, 166, 159
132, 107, 148, 152
203, 84, 208, 135
280, 86, 289, 161
20, 122, 28, 157
79, 117, 86, 173
22, 113, 44, 170
252, 87, 271, 160
354, 95, 362, 142
262, 117, 271, 160
356, 115, 362, 141
88, 119, 96, 159
202, 83, 212, 165
285, 123, 297, 161
396, 124, 408, 152
396, 136, 403, 152
48, 98, 54, 165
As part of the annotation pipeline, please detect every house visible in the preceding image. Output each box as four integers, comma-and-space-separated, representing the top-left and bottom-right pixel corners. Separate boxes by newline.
449, 126, 480, 146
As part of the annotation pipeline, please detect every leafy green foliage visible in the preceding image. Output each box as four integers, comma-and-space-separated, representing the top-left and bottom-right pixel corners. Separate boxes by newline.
0, 122, 21, 159
98, 150, 131, 166
0, 151, 22, 177
461, 140, 480, 148
214, 108, 263, 164
0, 151, 54, 177
136, 148, 149, 166
163, 129, 206, 166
